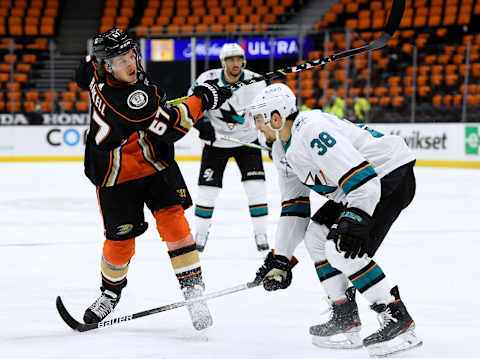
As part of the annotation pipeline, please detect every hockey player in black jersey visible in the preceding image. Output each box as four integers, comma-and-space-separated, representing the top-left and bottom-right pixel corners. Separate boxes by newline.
75, 28, 231, 330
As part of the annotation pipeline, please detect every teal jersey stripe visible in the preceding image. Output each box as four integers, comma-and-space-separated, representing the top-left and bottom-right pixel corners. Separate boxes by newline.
351, 264, 384, 291
281, 202, 310, 216
316, 262, 339, 281
341, 165, 377, 195
308, 184, 337, 195
250, 207, 268, 216
195, 207, 214, 218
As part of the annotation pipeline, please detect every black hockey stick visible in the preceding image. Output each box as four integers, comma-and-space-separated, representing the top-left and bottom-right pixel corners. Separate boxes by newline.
169, 0, 405, 106
56, 281, 259, 332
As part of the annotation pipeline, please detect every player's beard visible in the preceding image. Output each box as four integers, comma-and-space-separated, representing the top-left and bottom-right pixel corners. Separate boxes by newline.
226, 67, 241, 81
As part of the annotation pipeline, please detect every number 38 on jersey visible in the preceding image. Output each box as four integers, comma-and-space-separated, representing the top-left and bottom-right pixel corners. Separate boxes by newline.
310, 132, 336, 155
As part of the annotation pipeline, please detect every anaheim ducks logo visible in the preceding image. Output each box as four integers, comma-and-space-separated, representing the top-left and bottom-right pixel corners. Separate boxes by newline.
127, 90, 148, 110
116, 224, 134, 236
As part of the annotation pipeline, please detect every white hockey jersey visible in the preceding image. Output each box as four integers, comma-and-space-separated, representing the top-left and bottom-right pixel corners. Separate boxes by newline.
188, 68, 266, 148
272, 110, 415, 258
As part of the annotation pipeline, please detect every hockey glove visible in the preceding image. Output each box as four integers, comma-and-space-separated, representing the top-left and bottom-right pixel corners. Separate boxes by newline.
311, 200, 346, 228
193, 80, 232, 110
253, 250, 298, 291
194, 117, 216, 145
327, 207, 373, 259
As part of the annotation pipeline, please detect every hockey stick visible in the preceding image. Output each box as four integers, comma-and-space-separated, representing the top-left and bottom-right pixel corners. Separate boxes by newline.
56, 281, 259, 332
168, 0, 405, 106
218, 135, 271, 151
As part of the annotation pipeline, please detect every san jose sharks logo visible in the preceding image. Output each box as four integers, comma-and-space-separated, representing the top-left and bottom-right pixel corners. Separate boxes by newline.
304, 170, 336, 195
217, 103, 244, 129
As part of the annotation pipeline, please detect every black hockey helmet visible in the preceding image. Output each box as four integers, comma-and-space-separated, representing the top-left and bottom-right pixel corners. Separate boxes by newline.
92, 28, 137, 60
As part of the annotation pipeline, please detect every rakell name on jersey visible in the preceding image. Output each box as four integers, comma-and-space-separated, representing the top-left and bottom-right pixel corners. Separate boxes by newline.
89, 78, 106, 117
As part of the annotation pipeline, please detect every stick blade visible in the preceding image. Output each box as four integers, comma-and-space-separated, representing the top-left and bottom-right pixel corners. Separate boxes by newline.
56, 296, 83, 331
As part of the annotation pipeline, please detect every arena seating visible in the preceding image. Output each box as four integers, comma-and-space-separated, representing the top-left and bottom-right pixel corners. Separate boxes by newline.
301, 0, 480, 121
0, 0, 59, 114
134, 0, 296, 35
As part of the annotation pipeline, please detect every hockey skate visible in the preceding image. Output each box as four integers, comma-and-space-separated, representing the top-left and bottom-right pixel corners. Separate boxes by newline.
254, 233, 269, 252
195, 232, 209, 252
83, 288, 120, 324
363, 286, 423, 358
310, 287, 362, 349
182, 284, 213, 331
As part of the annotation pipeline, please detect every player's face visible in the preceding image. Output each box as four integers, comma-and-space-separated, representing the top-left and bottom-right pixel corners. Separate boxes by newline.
255, 114, 276, 142
109, 50, 138, 83
224, 56, 243, 77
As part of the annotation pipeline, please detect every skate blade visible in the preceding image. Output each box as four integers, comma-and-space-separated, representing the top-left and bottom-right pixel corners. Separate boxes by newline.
312, 331, 363, 349
365, 328, 423, 358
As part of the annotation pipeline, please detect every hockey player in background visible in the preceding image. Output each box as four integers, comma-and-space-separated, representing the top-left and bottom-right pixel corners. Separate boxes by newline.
74, 29, 231, 330
250, 83, 422, 357
188, 43, 269, 253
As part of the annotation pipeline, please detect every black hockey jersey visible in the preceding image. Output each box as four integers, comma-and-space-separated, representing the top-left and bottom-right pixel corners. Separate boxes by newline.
75, 56, 203, 187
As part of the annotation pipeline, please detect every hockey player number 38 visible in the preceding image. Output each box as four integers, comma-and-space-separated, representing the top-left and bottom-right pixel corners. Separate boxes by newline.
310, 132, 336, 155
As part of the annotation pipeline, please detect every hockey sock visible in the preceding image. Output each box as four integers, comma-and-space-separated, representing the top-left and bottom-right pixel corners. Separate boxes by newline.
243, 180, 268, 235
195, 186, 220, 236
101, 239, 135, 295
167, 234, 204, 288
315, 260, 350, 301
348, 260, 395, 304
304, 222, 349, 301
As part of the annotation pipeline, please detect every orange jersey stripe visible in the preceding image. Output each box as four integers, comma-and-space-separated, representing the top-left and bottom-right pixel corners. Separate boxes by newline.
351, 263, 377, 282
339, 163, 371, 188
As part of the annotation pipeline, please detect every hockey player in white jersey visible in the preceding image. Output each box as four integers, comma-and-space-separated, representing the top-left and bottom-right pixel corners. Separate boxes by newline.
250, 83, 422, 357
188, 43, 269, 252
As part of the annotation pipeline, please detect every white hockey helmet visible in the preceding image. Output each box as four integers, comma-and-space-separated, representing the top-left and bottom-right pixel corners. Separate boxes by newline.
248, 83, 297, 131
219, 43, 246, 68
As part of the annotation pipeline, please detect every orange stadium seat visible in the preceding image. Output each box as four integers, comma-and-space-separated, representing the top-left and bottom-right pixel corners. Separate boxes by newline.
240, 7, 254, 15
58, 101, 74, 112
6, 82, 21, 92
379, 96, 390, 107
432, 95, 442, 107
62, 92, 76, 102
389, 87, 403, 97
44, 91, 58, 101
23, 100, 35, 113
392, 96, 404, 108
25, 91, 40, 101
0, 63, 11, 72
303, 98, 316, 109
6, 102, 21, 113
41, 101, 52, 112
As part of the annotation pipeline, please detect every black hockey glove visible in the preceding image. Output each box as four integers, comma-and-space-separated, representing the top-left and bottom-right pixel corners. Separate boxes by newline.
193, 80, 232, 110
194, 117, 216, 145
311, 200, 346, 228
253, 250, 298, 291
327, 207, 373, 259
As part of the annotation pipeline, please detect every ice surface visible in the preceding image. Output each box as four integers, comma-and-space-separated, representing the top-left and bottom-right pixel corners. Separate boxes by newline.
1, 161, 479, 358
